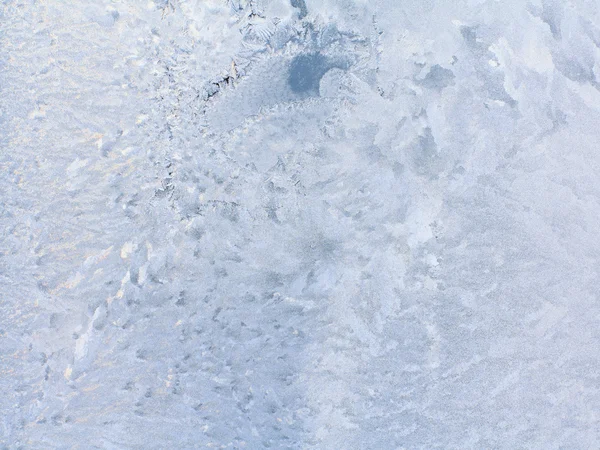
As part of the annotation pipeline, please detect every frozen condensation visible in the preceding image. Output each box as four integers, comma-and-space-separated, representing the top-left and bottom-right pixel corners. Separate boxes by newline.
2, 0, 600, 448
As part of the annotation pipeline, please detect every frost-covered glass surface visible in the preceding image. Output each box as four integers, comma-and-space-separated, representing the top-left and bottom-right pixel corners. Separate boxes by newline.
2, 0, 600, 448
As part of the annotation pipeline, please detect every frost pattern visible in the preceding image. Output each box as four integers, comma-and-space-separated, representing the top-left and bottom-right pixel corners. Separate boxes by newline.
3, 0, 600, 448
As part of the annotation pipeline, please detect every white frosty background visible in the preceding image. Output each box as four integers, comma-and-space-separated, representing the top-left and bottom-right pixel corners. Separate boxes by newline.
2, 0, 600, 448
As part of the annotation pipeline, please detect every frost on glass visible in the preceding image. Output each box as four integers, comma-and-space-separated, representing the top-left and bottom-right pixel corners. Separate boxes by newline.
2, 0, 600, 449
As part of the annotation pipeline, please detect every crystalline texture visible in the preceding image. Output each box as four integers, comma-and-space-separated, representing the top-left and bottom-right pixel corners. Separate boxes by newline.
2, 0, 600, 449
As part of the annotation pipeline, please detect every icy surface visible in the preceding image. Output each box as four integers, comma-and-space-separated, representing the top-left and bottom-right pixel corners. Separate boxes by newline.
2, 0, 600, 448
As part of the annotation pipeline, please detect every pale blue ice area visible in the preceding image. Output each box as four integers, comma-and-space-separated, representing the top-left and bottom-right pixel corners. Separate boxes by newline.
2, 0, 600, 448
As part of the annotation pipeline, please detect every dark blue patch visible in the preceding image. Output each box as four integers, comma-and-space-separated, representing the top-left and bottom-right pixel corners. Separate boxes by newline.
288, 53, 330, 94
290, 0, 308, 19
418, 65, 455, 90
